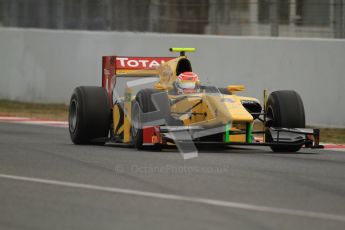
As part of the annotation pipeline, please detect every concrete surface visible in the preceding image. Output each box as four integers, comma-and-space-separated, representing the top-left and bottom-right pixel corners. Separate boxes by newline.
0, 122, 344, 230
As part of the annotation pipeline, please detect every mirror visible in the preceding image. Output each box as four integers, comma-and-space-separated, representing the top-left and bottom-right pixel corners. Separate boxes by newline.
227, 85, 245, 93
154, 83, 169, 90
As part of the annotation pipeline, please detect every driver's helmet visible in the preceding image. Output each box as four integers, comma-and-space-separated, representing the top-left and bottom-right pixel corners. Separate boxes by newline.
175, 72, 200, 94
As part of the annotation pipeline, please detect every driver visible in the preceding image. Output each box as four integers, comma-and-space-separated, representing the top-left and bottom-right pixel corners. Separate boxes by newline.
174, 72, 200, 94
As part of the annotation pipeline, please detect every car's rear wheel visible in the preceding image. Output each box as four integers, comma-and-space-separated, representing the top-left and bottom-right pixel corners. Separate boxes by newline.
69, 86, 110, 145
265, 90, 305, 152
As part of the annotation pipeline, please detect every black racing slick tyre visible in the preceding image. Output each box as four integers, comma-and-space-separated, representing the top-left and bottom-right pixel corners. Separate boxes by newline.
265, 90, 305, 152
131, 89, 175, 150
131, 89, 164, 150
69, 86, 110, 145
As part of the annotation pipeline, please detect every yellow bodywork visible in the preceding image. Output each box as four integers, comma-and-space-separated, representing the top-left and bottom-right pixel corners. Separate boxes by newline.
156, 56, 188, 89
170, 94, 254, 125
113, 48, 259, 144
170, 94, 257, 142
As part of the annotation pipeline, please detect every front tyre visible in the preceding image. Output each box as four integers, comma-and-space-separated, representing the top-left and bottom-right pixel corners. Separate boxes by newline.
265, 90, 305, 152
69, 86, 110, 145
131, 89, 171, 150
131, 101, 145, 149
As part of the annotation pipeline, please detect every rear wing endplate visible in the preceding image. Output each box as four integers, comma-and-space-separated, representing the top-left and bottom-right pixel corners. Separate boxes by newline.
102, 56, 174, 103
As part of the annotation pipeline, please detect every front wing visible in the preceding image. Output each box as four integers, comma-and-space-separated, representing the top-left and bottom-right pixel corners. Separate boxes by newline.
142, 125, 323, 149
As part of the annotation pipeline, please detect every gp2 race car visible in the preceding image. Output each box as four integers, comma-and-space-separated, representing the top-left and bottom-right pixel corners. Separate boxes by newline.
68, 48, 322, 153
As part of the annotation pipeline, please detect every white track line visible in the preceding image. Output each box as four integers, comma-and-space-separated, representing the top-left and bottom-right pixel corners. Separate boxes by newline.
0, 173, 344, 222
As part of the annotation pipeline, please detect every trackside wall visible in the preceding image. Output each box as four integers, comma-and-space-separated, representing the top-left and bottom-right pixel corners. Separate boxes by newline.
0, 28, 344, 127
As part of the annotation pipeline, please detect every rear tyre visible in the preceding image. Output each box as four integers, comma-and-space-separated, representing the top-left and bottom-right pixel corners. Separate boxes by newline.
265, 90, 305, 152
69, 86, 110, 145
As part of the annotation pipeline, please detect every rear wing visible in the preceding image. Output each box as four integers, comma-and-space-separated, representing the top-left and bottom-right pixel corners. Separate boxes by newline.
102, 56, 174, 103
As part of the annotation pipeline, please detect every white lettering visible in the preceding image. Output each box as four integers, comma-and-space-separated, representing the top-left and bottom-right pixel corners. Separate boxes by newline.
127, 60, 139, 67
117, 58, 168, 69
117, 57, 128, 67
149, 60, 160, 68
138, 60, 149, 68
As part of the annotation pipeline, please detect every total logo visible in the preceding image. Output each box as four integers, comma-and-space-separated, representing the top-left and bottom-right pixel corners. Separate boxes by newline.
116, 57, 173, 69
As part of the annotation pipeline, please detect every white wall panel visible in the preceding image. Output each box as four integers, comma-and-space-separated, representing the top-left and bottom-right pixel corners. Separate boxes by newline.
0, 28, 344, 127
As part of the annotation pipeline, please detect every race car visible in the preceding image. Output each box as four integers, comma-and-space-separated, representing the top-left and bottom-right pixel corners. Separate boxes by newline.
68, 48, 322, 154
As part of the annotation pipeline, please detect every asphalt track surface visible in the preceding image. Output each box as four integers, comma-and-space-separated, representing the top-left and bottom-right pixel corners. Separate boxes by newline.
0, 122, 345, 230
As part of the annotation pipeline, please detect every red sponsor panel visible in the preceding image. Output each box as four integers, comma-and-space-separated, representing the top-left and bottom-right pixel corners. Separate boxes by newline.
116, 57, 173, 70
143, 126, 161, 145
102, 56, 174, 104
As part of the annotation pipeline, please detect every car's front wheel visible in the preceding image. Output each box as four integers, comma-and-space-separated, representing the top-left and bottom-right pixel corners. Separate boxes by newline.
265, 90, 305, 152
131, 89, 167, 150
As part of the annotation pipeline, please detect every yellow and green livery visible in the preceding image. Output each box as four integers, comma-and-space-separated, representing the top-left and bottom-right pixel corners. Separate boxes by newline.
68, 48, 322, 152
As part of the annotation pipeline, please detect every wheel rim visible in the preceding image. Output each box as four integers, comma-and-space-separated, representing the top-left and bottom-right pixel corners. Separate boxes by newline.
69, 99, 78, 133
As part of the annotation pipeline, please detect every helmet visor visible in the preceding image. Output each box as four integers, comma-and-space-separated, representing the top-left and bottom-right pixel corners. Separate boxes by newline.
178, 81, 196, 89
